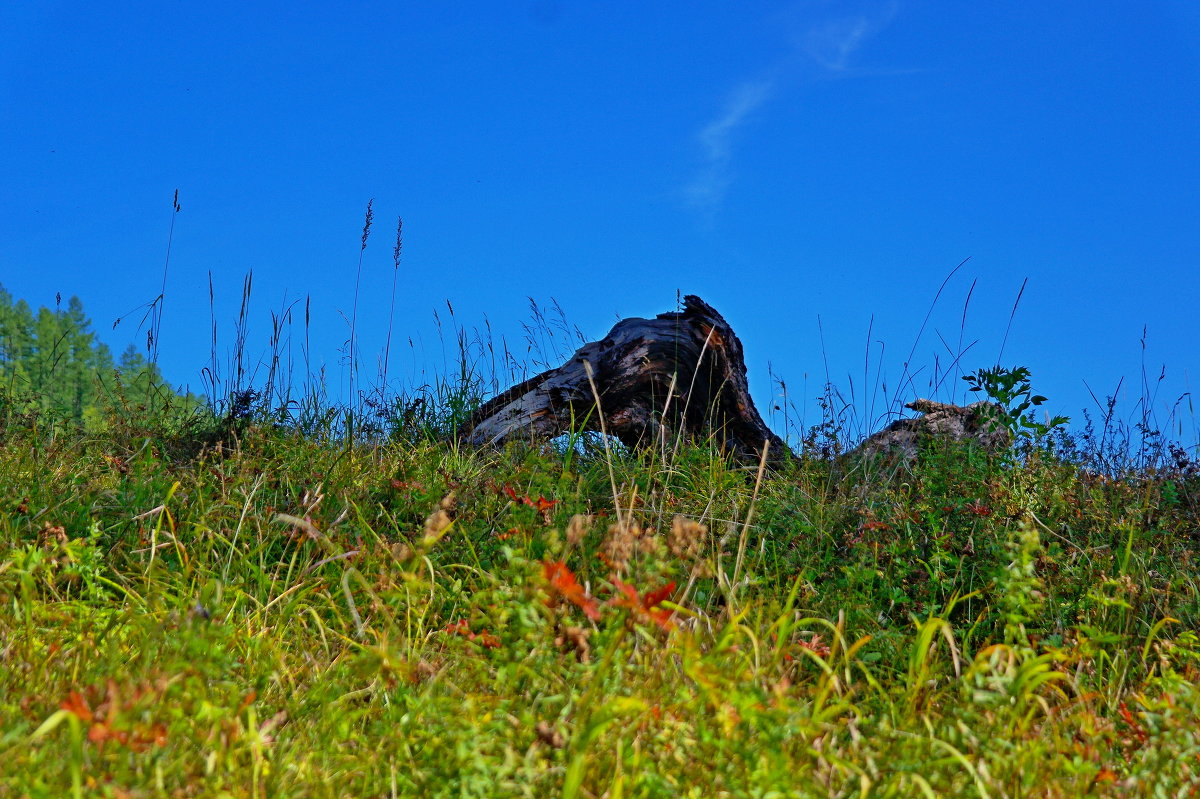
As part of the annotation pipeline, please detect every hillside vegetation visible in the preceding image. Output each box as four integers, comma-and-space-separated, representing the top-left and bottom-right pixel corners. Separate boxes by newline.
1, 376, 1199, 798
2, 289, 1200, 796
0, 285, 200, 430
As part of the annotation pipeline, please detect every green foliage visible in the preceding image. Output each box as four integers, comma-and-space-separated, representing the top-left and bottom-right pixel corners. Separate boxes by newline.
996, 519, 1046, 647
1, 397, 1198, 796
0, 285, 202, 432
0, 278, 1195, 793
963, 365, 1070, 441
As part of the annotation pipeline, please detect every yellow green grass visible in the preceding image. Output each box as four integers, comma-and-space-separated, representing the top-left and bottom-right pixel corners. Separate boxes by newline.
1, 403, 1199, 797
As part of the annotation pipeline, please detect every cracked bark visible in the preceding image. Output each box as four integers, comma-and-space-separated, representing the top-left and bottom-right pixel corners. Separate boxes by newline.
458, 295, 789, 464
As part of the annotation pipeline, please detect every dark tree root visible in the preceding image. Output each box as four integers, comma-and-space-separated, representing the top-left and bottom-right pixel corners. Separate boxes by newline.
458, 295, 789, 464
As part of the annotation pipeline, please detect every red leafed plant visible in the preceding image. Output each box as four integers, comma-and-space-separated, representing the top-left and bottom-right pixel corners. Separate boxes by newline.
964, 500, 992, 517
60, 684, 169, 752
795, 633, 831, 658
543, 561, 601, 620
501, 485, 560, 521
610, 579, 677, 631
444, 619, 501, 649
60, 691, 93, 723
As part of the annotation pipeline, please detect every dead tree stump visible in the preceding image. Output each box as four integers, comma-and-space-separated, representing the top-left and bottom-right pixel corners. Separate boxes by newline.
459, 295, 789, 463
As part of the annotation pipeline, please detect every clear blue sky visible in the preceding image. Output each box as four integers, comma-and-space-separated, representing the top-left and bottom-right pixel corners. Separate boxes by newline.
3, 1, 1198, 445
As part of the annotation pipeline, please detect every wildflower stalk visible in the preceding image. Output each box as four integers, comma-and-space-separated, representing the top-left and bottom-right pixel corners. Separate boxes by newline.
381, 217, 403, 392
348, 198, 374, 443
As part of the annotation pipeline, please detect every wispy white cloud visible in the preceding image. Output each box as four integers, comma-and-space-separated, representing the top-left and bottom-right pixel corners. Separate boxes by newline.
683, 1, 900, 220
800, 1, 899, 73
804, 17, 873, 71
684, 80, 773, 216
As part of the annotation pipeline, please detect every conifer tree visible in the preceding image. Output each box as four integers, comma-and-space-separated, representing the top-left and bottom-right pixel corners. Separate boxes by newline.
0, 284, 195, 428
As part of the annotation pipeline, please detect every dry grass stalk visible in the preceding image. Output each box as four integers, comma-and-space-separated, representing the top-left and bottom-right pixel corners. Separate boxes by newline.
566, 513, 592, 547
600, 519, 642, 574
668, 515, 708, 562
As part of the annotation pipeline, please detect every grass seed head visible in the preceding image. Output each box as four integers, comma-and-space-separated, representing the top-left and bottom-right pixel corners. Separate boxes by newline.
555, 625, 591, 663
423, 509, 452, 538
668, 515, 708, 562
566, 513, 592, 546
601, 519, 643, 574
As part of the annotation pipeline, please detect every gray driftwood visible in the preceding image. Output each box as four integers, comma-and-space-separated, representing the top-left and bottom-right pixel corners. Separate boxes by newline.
852, 399, 1011, 463
459, 295, 789, 463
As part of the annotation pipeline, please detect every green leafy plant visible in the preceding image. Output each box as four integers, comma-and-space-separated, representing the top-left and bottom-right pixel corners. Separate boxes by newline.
962, 365, 1069, 441
996, 519, 1046, 647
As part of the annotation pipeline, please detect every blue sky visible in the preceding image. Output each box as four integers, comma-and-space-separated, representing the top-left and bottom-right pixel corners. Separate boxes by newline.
3, 1, 1198, 445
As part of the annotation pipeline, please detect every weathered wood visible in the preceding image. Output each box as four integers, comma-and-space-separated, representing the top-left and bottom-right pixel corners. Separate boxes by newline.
460, 295, 789, 463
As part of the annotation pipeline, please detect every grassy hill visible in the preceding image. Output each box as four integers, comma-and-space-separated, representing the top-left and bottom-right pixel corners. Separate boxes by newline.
1, 385, 1198, 797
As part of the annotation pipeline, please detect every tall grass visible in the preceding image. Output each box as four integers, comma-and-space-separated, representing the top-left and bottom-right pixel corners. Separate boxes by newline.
3, 213, 1198, 796
3, 360, 1198, 794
